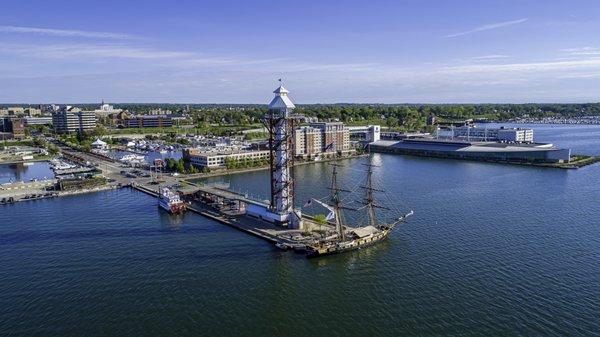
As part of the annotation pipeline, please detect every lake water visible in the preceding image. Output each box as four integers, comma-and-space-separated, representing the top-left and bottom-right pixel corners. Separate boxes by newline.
477, 122, 600, 156
0, 161, 54, 184
1, 125, 599, 336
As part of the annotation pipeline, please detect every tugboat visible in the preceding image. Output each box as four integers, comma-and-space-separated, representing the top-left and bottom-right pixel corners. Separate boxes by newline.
305, 161, 413, 258
158, 187, 186, 214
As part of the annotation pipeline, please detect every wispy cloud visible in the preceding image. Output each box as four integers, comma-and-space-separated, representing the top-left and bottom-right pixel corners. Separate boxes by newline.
0, 25, 135, 40
561, 47, 600, 56
0, 42, 377, 74
444, 18, 528, 38
471, 54, 511, 60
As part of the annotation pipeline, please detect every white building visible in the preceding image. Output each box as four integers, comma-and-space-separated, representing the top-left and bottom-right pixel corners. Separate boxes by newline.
452, 126, 534, 143
91, 139, 108, 149
347, 125, 381, 142
94, 101, 122, 117
183, 149, 269, 168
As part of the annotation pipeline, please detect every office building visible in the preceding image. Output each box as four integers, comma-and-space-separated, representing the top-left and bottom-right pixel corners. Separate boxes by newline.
452, 126, 534, 143
0, 117, 25, 139
23, 116, 53, 126
348, 125, 381, 142
52, 107, 96, 133
116, 112, 173, 128
183, 148, 269, 168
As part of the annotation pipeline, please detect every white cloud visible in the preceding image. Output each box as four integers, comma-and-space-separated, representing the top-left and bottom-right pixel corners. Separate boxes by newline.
0, 25, 135, 40
561, 47, 600, 56
444, 18, 528, 38
0, 42, 378, 75
471, 54, 511, 60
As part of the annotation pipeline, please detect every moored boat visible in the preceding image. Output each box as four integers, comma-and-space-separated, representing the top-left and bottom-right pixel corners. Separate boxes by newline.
158, 187, 186, 214
304, 161, 413, 258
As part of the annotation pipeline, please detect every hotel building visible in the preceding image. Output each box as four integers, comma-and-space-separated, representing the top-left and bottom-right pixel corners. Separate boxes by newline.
293, 122, 351, 158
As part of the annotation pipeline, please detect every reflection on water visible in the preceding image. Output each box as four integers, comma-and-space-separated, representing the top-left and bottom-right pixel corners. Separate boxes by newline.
1, 124, 599, 336
0, 161, 54, 184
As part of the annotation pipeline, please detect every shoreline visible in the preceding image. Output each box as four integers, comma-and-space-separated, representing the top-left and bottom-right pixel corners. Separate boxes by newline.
481, 121, 600, 126
0, 156, 53, 165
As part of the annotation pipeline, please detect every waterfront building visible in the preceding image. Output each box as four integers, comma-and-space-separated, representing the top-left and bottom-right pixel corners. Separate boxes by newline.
183, 148, 269, 168
348, 125, 381, 142
309, 121, 350, 152
93, 101, 122, 117
52, 107, 96, 133
0, 117, 25, 139
452, 126, 534, 143
370, 138, 571, 163
293, 126, 323, 157
293, 122, 351, 158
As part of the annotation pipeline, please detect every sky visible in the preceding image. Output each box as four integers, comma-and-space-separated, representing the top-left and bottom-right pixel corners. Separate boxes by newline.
1, 0, 600, 104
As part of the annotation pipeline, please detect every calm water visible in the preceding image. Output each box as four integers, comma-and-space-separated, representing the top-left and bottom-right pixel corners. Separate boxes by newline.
0, 161, 54, 184
1, 125, 599, 336
478, 122, 600, 156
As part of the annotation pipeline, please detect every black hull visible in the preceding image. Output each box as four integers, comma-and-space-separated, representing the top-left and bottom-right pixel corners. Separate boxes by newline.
305, 229, 391, 258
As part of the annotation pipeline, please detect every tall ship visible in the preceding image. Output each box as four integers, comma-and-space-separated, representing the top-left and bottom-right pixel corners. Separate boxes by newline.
158, 187, 186, 214
304, 162, 413, 258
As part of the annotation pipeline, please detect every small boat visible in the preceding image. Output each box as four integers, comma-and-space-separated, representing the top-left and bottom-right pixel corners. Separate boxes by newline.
158, 187, 186, 214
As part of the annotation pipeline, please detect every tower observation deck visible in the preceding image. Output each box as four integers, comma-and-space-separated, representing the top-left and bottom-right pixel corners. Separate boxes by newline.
247, 84, 302, 228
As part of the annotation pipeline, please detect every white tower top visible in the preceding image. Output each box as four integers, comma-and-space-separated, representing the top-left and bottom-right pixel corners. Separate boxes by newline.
269, 85, 295, 110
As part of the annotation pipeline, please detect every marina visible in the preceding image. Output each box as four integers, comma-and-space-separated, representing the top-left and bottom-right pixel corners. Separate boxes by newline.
3, 145, 600, 336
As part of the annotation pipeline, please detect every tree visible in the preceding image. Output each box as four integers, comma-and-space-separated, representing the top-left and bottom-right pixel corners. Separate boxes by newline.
313, 214, 327, 232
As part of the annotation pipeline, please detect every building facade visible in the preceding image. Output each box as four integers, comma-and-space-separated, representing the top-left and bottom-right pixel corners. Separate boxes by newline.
0, 117, 25, 139
183, 148, 269, 168
348, 125, 381, 142
115, 112, 173, 128
452, 126, 534, 143
23, 116, 53, 126
94, 101, 122, 117
52, 108, 97, 133
293, 122, 351, 158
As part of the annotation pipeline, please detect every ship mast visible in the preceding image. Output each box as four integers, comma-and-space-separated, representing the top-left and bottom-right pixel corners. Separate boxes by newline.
329, 163, 346, 241
364, 163, 377, 227
361, 162, 389, 227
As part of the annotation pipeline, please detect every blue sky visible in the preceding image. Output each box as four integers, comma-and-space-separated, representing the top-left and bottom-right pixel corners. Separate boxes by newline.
1, 0, 600, 103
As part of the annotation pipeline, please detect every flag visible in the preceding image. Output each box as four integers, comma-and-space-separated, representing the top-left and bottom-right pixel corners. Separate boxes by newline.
326, 211, 335, 221
303, 199, 312, 208
324, 142, 334, 151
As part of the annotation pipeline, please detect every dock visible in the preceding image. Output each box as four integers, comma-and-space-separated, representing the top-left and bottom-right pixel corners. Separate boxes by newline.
130, 181, 325, 249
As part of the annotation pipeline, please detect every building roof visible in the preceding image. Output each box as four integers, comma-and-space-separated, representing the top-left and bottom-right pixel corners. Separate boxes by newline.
272, 85, 289, 94
268, 85, 295, 110
92, 139, 107, 146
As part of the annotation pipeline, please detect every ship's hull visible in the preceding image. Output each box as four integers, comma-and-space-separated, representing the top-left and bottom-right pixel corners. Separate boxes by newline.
305, 227, 392, 258
158, 198, 186, 214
